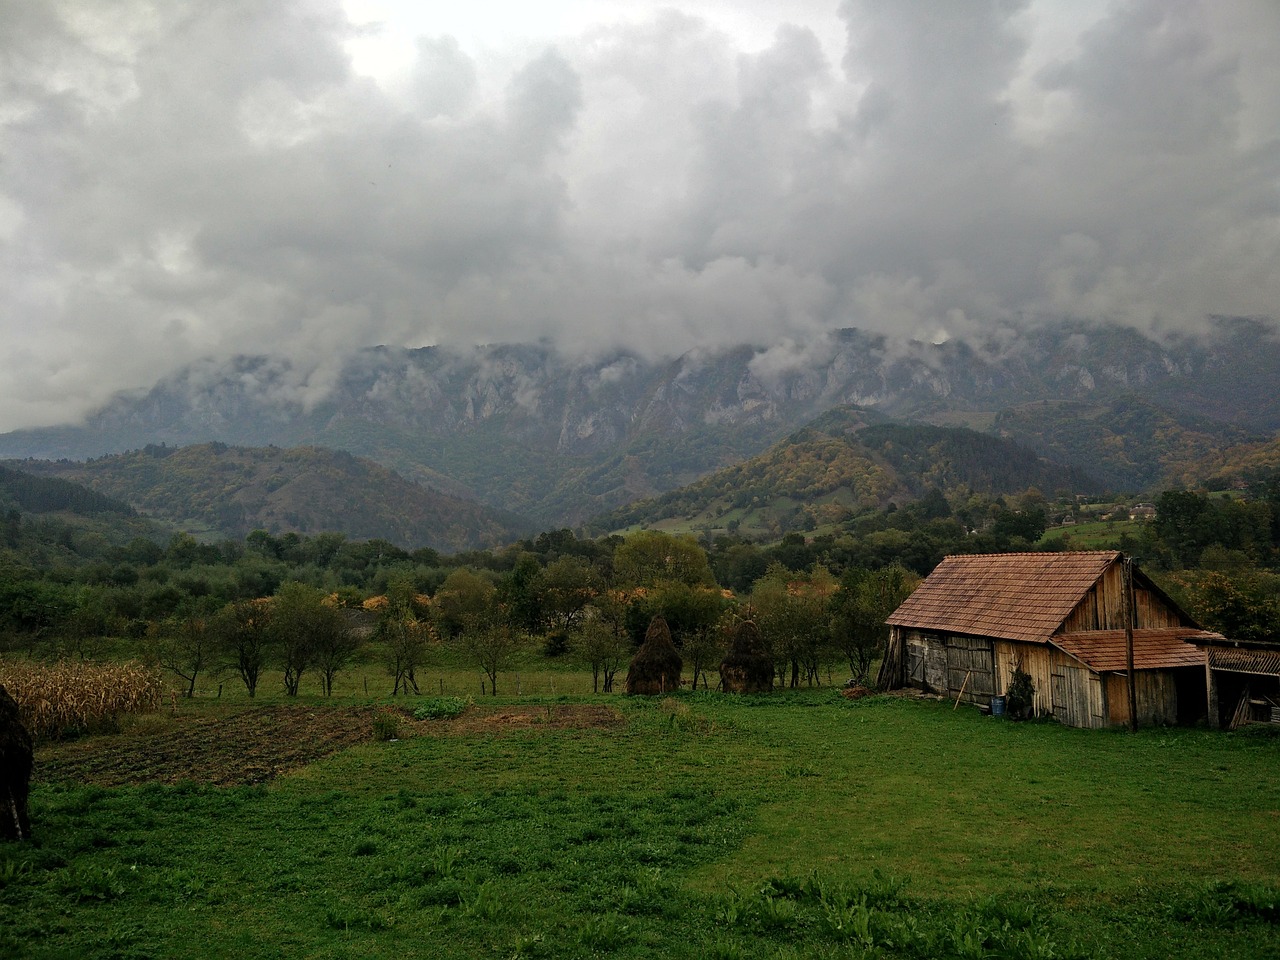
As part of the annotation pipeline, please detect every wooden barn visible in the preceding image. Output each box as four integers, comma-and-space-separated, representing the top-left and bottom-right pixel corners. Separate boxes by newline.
878, 551, 1221, 729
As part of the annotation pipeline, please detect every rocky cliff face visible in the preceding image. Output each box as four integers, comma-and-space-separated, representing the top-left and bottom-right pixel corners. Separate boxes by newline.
2, 318, 1275, 526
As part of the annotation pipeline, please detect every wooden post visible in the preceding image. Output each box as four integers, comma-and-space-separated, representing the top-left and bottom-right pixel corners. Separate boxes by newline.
953, 669, 972, 710
1122, 556, 1138, 732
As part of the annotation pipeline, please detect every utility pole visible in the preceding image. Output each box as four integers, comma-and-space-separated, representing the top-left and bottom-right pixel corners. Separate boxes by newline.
1122, 555, 1138, 732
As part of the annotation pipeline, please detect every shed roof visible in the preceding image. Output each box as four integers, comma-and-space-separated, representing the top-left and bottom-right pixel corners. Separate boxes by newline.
1052, 628, 1218, 672
886, 551, 1120, 644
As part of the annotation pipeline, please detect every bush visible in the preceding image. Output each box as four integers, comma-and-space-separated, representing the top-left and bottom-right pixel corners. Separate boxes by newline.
1006, 667, 1035, 721
372, 712, 400, 741
413, 697, 469, 721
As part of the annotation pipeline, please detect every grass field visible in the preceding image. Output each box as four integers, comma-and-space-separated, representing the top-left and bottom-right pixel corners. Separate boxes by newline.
3, 687, 1279, 959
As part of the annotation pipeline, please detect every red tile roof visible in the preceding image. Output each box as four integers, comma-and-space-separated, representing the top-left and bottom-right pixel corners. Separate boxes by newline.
1051, 629, 1217, 672
886, 551, 1120, 644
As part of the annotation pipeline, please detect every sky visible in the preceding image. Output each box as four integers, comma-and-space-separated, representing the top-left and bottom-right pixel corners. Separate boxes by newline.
1, 0, 1277, 431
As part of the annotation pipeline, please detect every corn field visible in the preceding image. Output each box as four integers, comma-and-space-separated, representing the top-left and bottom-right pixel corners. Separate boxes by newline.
0, 659, 163, 740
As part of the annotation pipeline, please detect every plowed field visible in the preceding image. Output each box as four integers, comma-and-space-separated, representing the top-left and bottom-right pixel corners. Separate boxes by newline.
34, 703, 623, 787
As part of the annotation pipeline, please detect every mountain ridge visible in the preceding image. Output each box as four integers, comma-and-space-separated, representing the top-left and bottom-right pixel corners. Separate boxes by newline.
2, 319, 1275, 527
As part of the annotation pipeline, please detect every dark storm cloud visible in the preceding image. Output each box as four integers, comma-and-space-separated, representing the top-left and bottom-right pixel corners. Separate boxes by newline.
0, 0, 1275, 429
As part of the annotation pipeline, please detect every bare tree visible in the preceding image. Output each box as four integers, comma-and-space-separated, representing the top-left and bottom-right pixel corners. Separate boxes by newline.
461, 619, 524, 696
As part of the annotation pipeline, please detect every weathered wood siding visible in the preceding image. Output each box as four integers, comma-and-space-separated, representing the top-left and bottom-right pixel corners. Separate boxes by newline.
1104, 672, 1180, 727
1061, 564, 1191, 633
992, 641, 1053, 717
904, 631, 994, 703
905, 631, 949, 693
1050, 649, 1106, 728
946, 636, 995, 703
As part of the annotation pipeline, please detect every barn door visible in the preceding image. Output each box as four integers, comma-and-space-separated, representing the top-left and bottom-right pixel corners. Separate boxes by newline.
946, 637, 995, 702
1052, 664, 1105, 728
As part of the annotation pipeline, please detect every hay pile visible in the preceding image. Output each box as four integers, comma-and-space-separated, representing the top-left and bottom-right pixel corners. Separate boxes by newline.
625, 617, 683, 695
719, 620, 774, 694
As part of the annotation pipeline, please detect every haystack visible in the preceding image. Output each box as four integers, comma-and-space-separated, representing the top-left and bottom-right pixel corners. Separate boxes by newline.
625, 617, 683, 695
719, 620, 774, 694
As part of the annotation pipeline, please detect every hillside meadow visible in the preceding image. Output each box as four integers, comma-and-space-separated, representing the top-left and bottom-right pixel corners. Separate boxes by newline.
2, 681, 1278, 960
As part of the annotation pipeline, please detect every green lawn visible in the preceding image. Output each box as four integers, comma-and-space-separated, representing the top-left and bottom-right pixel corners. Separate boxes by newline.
3, 690, 1278, 959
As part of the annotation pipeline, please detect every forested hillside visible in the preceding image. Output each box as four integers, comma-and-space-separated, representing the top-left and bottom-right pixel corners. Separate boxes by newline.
592, 409, 1098, 538
991, 396, 1259, 492
0, 465, 135, 517
8, 444, 533, 552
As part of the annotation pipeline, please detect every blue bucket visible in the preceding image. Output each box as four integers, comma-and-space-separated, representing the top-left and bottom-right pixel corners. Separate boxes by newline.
990, 696, 1007, 716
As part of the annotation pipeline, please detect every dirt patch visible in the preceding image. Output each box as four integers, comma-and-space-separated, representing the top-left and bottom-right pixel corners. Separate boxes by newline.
35, 706, 386, 788
34, 703, 624, 787
435, 703, 623, 736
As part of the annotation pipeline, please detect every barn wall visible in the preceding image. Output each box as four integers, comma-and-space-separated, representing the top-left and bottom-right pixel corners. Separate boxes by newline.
1104, 671, 1181, 727
1050, 649, 1106, 728
993, 641, 1054, 717
1062, 563, 1191, 633
946, 636, 995, 703
905, 631, 994, 703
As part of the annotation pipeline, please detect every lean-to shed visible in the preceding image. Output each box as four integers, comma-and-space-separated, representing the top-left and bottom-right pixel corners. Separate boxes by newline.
878, 551, 1220, 728
1181, 634, 1280, 730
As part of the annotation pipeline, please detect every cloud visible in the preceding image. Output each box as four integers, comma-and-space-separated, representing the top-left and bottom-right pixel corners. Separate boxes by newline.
0, 0, 1276, 430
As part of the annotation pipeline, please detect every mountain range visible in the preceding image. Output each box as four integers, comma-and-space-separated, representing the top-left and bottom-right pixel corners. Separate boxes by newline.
2, 317, 1277, 543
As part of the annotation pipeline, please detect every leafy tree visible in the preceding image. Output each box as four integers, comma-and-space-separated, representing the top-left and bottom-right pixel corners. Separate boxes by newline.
310, 598, 359, 697
149, 615, 213, 698
1170, 570, 1280, 643
570, 617, 630, 693
212, 599, 273, 698
498, 552, 544, 633
829, 564, 919, 683
613, 530, 715, 589
377, 575, 432, 695
432, 568, 498, 639
534, 555, 597, 634
750, 564, 836, 687
271, 582, 344, 696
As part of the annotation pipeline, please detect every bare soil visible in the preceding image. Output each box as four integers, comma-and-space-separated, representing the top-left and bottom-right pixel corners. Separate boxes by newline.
34, 703, 623, 787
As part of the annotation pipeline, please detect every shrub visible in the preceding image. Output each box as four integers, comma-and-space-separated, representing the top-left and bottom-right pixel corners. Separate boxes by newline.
372, 712, 400, 741
413, 697, 469, 721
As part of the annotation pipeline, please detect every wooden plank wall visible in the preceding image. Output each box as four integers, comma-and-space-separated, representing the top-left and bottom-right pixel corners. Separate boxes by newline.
946, 636, 995, 703
1061, 563, 1191, 633
1050, 649, 1106, 728
993, 641, 1054, 717
1104, 672, 1179, 727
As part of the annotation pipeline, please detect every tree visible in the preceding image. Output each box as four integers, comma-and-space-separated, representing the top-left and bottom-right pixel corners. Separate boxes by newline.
461, 619, 524, 696
534, 556, 597, 635
750, 564, 836, 687
150, 615, 212, 698
377, 575, 432, 695
570, 618, 630, 693
644, 582, 726, 690
829, 564, 919, 683
310, 598, 359, 697
613, 531, 715, 589
432, 568, 498, 639
260, 582, 356, 697
212, 599, 273, 698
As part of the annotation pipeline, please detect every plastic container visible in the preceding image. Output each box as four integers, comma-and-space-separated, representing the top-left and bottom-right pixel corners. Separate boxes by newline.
990, 696, 1007, 716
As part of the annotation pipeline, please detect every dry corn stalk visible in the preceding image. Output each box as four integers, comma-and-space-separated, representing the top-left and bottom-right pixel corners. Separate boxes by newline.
0, 659, 162, 740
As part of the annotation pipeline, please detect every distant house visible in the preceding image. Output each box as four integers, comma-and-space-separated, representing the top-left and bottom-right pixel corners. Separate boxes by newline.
878, 551, 1220, 729
1128, 503, 1157, 520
